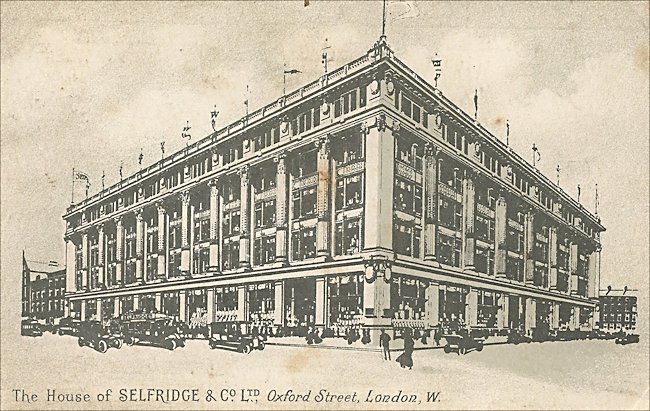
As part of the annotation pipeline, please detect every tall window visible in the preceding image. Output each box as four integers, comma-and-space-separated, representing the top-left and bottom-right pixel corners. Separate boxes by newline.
336, 175, 363, 210
292, 187, 316, 219
393, 220, 421, 258
335, 218, 362, 256
437, 234, 461, 267
255, 200, 276, 229
254, 235, 276, 266
222, 241, 240, 271
291, 226, 316, 261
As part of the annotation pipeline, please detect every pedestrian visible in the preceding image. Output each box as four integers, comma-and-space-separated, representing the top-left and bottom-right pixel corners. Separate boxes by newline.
396, 329, 415, 370
434, 323, 443, 346
379, 329, 391, 360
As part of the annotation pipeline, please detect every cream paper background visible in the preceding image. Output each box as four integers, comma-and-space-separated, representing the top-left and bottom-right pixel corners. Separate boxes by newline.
1, 1, 649, 410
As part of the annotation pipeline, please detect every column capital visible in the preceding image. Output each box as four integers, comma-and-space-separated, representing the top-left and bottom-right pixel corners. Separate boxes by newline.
315, 133, 332, 158
179, 190, 191, 205
135, 207, 144, 221
424, 142, 440, 158
208, 177, 219, 188
156, 200, 167, 214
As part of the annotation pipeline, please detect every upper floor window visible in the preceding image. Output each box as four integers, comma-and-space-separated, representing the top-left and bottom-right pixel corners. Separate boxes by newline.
336, 174, 363, 210
292, 187, 316, 219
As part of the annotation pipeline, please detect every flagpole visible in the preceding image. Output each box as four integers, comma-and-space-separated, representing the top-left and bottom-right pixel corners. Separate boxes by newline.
71, 167, 75, 204
381, 0, 387, 39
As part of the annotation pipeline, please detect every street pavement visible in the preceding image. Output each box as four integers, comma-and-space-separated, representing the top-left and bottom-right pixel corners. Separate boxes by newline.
1, 332, 648, 410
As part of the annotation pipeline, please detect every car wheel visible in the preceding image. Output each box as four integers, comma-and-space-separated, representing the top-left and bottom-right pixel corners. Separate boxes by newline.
168, 339, 177, 351
258, 341, 265, 351
476, 344, 483, 352
59, 330, 64, 336
443, 345, 451, 354
242, 344, 252, 354
115, 339, 123, 349
97, 340, 109, 353
126, 337, 135, 346
459, 347, 467, 355
78, 338, 84, 347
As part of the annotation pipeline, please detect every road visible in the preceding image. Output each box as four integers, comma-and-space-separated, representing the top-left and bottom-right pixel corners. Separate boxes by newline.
1, 332, 648, 410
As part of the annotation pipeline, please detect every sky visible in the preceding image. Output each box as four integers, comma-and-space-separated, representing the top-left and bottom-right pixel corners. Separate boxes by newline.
1, 1, 649, 331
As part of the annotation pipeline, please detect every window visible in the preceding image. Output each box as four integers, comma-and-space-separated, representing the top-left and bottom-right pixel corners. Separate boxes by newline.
292, 150, 317, 177
255, 200, 276, 229
393, 220, 421, 258
328, 274, 363, 324
222, 241, 240, 271
222, 210, 241, 236
334, 89, 358, 118
194, 216, 210, 242
506, 256, 523, 282
437, 234, 460, 267
439, 198, 461, 230
292, 187, 317, 219
192, 247, 210, 274
248, 283, 275, 318
335, 218, 362, 256
169, 251, 182, 278
334, 131, 363, 166
475, 248, 494, 275
254, 235, 276, 266
291, 226, 316, 261
336, 174, 363, 210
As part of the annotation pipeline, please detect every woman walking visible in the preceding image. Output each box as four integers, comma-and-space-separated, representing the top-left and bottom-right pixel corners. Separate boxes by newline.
396, 329, 415, 370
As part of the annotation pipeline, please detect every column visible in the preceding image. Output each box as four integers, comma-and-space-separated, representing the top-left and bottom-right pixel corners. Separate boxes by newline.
425, 282, 440, 327
155, 293, 162, 312
274, 281, 284, 326
97, 298, 103, 322
315, 278, 327, 327
551, 302, 560, 330
206, 288, 215, 324
113, 297, 120, 318
179, 291, 187, 322
466, 289, 478, 327
548, 226, 558, 289
236, 285, 248, 321
525, 297, 537, 335
362, 269, 391, 326
524, 211, 535, 284
275, 155, 289, 263
133, 294, 140, 311
208, 180, 220, 272
135, 208, 144, 283
316, 134, 331, 257
569, 242, 579, 295
65, 236, 77, 293
98, 225, 105, 286
423, 144, 439, 261
81, 231, 89, 290
497, 294, 509, 329
462, 171, 476, 271
494, 193, 508, 278
80, 300, 87, 321
573, 306, 581, 330
180, 191, 191, 274
239, 167, 251, 269
363, 116, 394, 251
156, 202, 167, 279
115, 217, 124, 286
587, 248, 601, 299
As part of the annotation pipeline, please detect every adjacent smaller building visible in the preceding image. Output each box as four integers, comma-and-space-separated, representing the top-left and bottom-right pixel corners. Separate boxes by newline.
596, 287, 638, 332
22, 252, 66, 323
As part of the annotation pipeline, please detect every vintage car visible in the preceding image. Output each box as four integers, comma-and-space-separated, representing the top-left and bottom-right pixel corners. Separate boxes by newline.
57, 317, 82, 336
615, 333, 640, 345
443, 330, 485, 355
507, 329, 532, 344
77, 321, 123, 353
208, 321, 265, 354
21, 319, 43, 337
120, 313, 185, 350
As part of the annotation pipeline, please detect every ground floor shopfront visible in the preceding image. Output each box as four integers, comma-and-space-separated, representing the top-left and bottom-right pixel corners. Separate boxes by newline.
67, 260, 595, 340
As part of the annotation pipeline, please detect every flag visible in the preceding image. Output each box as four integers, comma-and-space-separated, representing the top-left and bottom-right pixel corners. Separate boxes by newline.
284, 69, 301, 75
74, 170, 90, 183
387, 0, 419, 22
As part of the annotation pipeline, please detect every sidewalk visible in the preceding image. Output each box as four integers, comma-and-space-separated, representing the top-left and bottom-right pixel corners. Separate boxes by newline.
265, 335, 509, 352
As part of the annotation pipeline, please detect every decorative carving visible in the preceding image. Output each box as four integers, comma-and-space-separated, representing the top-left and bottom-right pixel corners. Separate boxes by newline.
320, 100, 330, 116
135, 208, 144, 221
376, 113, 387, 132
392, 120, 401, 136
474, 141, 482, 158
179, 190, 191, 205
385, 72, 395, 96
316, 134, 331, 159
369, 73, 380, 95
359, 121, 369, 136
274, 154, 287, 174
280, 116, 290, 134
434, 111, 443, 129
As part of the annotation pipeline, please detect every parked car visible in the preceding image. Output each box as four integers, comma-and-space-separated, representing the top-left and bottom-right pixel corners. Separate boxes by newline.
120, 313, 185, 350
21, 319, 43, 337
615, 333, 640, 345
507, 329, 532, 344
443, 330, 486, 355
58, 317, 82, 336
208, 321, 265, 354
77, 321, 123, 353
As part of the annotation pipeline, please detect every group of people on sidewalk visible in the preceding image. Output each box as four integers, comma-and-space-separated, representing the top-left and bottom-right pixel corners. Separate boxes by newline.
379, 328, 415, 370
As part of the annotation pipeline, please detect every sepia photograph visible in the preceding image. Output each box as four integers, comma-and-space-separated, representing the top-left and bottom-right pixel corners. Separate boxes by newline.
1, 1, 649, 410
